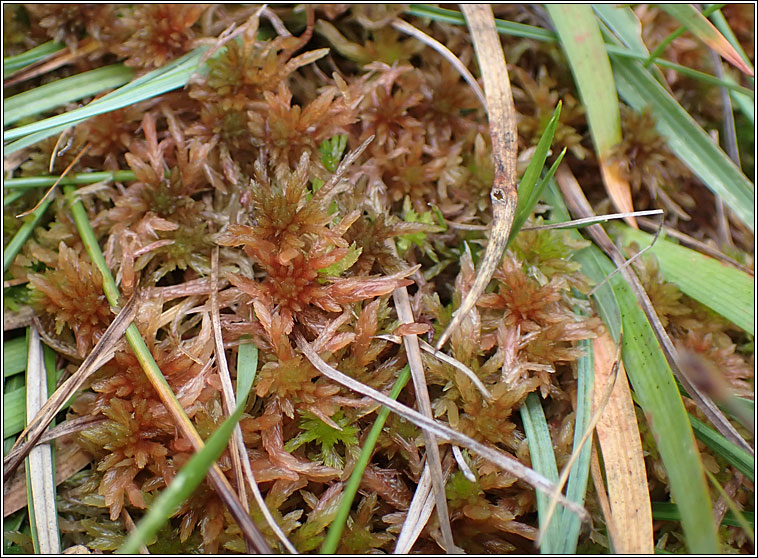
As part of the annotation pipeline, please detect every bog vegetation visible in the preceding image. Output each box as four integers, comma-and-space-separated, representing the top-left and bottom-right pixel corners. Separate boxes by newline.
3, 4, 754, 555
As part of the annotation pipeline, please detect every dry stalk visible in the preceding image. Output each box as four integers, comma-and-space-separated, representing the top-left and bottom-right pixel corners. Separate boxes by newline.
294, 329, 589, 521
4, 295, 138, 479
25, 325, 61, 554
436, 4, 519, 351
210, 248, 297, 554
392, 287, 457, 553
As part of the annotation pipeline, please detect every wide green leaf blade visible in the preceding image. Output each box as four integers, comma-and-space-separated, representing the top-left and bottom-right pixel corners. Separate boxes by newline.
616, 226, 754, 335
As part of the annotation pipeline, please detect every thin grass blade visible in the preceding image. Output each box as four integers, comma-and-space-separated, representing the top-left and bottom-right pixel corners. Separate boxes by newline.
3, 194, 55, 273
117, 369, 256, 555
520, 393, 561, 554
553, 337, 594, 553
3, 41, 64, 77
689, 415, 754, 481
508, 101, 563, 243
4, 48, 207, 153
4, 64, 134, 125
321, 365, 411, 554
658, 4, 754, 76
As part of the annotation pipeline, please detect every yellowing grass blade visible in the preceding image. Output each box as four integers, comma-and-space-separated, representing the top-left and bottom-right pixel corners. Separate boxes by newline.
546, 5, 636, 228
658, 4, 754, 76
593, 332, 653, 554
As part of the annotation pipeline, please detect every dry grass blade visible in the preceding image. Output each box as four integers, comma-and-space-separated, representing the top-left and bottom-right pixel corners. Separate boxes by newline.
394, 453, 455, 554
392, 287, 456, 553
555, 165, 753, 456
391, 18, 486, 109
25, 325, 60, 554
590, 442, 618, 544
436, 4, 518, 351
4, 440, 91, 517
592, 332, 653, 553
376, 335, 493, 401
537, 335, 622, 549
210, 249, 297, 554
210, 248, 250, 549
120, 509, 149, 555
16, 143, 90, 219
294, 329, 589, 521
3, 294, 138, 479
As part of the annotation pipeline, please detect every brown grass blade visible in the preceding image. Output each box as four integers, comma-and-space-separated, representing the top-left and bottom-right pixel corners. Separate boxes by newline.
4, 295, 138, 479
593, 331, 653, 553
436, 4, 518, 351
294, 329, 589, 522
392, 287, 457, 553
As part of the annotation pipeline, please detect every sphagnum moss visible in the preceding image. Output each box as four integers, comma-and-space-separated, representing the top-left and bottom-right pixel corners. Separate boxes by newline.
3, 4, 754, 555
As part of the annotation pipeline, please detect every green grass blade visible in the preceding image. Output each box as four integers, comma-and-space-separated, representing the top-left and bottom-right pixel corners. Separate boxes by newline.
3, 195, 55, 273
689, 415, 754, 481
4, 170, 136, 190
236, 341, 258, 405
546, 180, 720, 553
508, 102, 563, 245
4, 48, 207, 153
652, 501, 754, 529
4, 337, 28, 378
609, 52, 754, 232
520, 392, 561, 554
406, 4, 556, 41
555, 337, 594, 553
4, 64, 134, 126
117, 367, 257, 555
615, 226, 754, 335
547, 5, 621, 158
3, 41, 64, 77
513, 149, 566, 243
320, 365, 411, 554
4, 370, 67, 439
